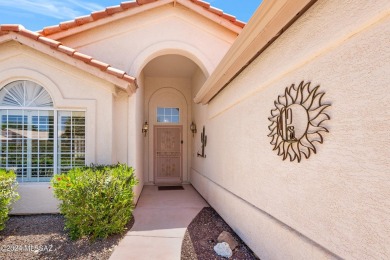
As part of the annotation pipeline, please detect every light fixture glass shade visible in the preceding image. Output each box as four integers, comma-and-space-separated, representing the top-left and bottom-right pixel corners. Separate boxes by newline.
190, 122, 197, 134
142, 121, 148, 136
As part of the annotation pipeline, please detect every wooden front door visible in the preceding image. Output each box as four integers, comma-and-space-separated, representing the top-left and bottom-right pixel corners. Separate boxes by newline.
154, 126, 182, 184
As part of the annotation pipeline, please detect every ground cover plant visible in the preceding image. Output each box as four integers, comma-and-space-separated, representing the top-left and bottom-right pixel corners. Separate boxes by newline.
0, 169, 19, 231
51, 163, 138, 240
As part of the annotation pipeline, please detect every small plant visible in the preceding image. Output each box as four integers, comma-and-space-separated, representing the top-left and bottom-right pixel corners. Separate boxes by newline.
51, 163, 138, 240
0, 169, 20, 231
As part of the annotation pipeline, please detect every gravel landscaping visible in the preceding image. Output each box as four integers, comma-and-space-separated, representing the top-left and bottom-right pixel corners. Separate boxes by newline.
1, 207, 257, 260
181, 207, 259, 260
0, 214, 134, 260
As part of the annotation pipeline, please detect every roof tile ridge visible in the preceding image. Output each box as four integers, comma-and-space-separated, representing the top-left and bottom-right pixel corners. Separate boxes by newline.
38, 0, 244, 37
0, 24, 24, 32
0, 24, 135, 84
39, 1, 146, 36
190, 0, 246, 28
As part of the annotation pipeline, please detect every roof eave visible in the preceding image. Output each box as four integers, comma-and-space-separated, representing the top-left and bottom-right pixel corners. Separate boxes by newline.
42, 0, 172, 40
177, 0, 243, 34
2, 31, 137, 94
194, 0, 317, 104
40, 0, 244, 40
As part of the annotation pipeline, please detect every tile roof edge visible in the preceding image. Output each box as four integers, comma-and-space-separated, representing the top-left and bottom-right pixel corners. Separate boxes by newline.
0, 24, 137, 94
38, 0, 245, 38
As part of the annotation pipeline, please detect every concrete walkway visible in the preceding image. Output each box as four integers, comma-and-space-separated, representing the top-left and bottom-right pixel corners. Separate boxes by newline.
110, 184, 208, 260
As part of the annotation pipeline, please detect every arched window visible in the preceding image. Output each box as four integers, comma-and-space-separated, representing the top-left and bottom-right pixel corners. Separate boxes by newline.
0, 80, 85, 182
0, 80, 53, 107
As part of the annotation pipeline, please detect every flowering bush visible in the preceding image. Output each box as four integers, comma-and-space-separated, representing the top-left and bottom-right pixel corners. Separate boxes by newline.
0, 169, 20, 231
51, 164, 138, 240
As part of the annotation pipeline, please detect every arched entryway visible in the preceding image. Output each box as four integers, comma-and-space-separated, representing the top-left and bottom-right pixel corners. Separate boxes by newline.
140, 54, 207, 185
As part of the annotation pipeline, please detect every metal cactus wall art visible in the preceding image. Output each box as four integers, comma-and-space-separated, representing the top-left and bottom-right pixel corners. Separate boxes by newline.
197, 126, 207, 158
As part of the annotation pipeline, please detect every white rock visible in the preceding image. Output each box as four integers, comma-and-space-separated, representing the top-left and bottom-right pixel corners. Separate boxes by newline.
218, 231, 238, 250
214, 242, 233, 258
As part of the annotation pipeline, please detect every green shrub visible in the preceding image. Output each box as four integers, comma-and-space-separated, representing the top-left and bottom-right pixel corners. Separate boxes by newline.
51, 163, 138, 240
0, 169, 20, 231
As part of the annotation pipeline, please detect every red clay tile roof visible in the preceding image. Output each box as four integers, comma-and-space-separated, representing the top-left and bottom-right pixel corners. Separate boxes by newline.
0, 24, 137, 93
39, 0, 245, 37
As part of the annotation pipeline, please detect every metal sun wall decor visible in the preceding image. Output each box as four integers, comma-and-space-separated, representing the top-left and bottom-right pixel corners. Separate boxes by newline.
197, 126, 207, 158
268, 81, 330, 162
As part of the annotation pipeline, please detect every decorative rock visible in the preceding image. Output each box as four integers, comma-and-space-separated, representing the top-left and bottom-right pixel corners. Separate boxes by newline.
214, 242, 233, 258
218, 231, 239, 250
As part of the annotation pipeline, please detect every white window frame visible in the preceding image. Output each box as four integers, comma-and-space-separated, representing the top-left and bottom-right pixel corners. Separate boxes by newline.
0, 80, 88, 182
57, 110, 87, 174
0, 107, 86, 182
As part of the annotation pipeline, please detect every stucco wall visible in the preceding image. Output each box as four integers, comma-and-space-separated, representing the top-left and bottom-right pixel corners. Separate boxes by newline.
191, 0, 390, 259
113, 93, 128, 164
191, 68, 208, 174
0, 42, 123, 214
58, 4, 237, 79
55, 3, 236, 188
127, 71, 145, 203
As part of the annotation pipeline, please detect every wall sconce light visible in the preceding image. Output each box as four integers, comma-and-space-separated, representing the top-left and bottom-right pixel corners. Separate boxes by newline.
190, 122, 197, 136
142, 121, 149, 136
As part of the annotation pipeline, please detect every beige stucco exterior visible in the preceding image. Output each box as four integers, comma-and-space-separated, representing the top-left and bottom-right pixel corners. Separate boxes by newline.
57, 4, 237, 76
2, 2, 236, 213
191, 0, 390, 259
0, 41, 116, 213
54, 5, 237, 188
1, 0, 389, 258
55, 3, 238, 187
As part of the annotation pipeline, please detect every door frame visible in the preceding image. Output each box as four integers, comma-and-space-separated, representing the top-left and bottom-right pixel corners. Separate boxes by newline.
145, 87, 190, 184
153, 125, 183, 185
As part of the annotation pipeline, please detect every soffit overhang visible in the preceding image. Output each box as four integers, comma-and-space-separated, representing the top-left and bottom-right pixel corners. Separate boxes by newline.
194, 0, 318, 104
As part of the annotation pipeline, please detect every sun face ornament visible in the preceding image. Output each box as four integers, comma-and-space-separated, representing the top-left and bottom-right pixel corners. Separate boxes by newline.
268, 81, 330, 162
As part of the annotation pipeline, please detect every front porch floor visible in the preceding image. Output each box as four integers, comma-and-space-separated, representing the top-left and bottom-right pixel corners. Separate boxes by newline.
109, 184, 209, 260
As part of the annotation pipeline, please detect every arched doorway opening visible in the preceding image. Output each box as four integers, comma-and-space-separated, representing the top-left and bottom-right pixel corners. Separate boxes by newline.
140, 54, 207, 185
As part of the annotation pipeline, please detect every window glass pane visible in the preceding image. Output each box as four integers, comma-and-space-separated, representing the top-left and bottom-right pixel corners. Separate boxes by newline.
39, 154, 53, 167
31, 153, 39, 167
0, 109, 55, 182
58, 111, 86, 174
40, 139, 54, 152
73, 125, 85, 138
40, 168, 53, 178
0, 108, 85, 182
16, 168, 27, 178
74, 155, 85, 166
59, 139, 71, 152
59, 153, 72, 166
172, 108, 179, 116
0, 154, 6, 167
157, 116, 164, 123
157, 108, 164, 116
172, 116, 179, 123
156, 107, 180, 124
31, 168, 38, 177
